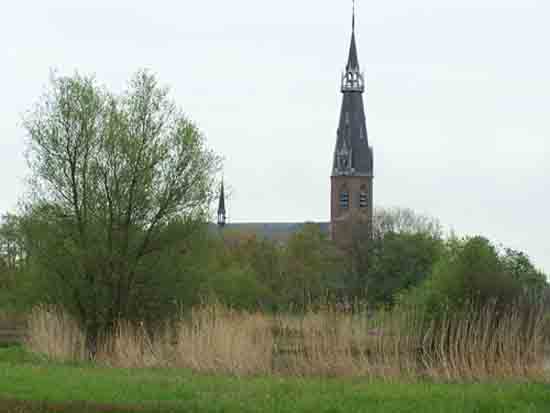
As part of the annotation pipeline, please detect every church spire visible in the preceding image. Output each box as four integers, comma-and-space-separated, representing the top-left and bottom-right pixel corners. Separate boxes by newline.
217, 179, 226, 227
332, 2, 372, 177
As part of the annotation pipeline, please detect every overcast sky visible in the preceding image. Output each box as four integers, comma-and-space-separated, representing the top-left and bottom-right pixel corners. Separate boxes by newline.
1, 0, 549, 273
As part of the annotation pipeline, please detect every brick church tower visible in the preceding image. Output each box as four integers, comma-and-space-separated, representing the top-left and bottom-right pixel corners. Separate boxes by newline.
330, 7, 374, 245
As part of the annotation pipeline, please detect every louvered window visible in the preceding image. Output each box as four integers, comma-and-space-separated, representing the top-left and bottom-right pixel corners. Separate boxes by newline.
340, 191, 349, 209
359, 191, 368, 208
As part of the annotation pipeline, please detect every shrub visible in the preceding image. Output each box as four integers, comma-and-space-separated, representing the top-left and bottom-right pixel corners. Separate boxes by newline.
398, 236, 548, 319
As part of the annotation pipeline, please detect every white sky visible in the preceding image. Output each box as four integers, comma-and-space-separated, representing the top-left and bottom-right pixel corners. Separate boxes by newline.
1, 0, 549, 274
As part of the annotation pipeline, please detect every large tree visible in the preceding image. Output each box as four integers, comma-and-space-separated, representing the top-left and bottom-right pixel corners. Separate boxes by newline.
23, 70, 220, 352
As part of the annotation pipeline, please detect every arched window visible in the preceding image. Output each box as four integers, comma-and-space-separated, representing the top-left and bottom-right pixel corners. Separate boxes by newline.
340, 188, 350, 209
359, 186, 368, 208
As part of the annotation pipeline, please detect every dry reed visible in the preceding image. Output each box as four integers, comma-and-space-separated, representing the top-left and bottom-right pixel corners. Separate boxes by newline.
24, 302, 549, 381
25, 305, 87, 362
96, 304, 274, 376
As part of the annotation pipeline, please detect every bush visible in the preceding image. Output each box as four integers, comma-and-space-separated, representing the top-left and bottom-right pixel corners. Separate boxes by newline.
201, 266, 269, 311
399, 236, 548, 318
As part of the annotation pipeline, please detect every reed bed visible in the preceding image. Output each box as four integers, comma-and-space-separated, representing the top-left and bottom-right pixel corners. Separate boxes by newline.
25, 303, 549, 381
97, 305, 274, 376
25, 305, 87, 362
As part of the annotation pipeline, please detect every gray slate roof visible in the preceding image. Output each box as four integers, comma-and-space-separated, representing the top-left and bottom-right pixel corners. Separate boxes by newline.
210, 222, 329, 241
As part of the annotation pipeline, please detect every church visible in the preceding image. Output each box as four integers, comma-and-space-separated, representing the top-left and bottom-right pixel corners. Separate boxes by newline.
216, 10, 374, 246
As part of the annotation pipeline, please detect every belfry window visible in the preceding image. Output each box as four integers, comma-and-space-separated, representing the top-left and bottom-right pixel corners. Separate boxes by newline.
340, 190, 350, 209
359, 189, 368, 208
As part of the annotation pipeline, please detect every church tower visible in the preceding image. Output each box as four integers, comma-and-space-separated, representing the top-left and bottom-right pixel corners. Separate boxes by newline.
330, 5, 374, 245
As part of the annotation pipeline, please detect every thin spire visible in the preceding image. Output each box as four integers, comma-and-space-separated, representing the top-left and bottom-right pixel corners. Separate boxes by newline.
345, 0, 360, 72
352, 0, 356, 33
217, 178, 226, 227
346, 29, 359, 71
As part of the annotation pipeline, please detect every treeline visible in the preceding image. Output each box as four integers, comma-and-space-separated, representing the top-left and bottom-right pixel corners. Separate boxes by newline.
2, 207, 547, 315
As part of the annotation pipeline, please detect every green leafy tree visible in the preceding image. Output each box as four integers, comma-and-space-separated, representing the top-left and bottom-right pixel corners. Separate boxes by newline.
501, 248, 547, 294
282, 224, 342, 308
347, 207, 444, 306
362, 232, 444, 306
23, 70, 220, 352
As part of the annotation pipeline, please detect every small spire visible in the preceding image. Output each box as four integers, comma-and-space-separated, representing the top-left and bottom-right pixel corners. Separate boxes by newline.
217, 178, 226, 227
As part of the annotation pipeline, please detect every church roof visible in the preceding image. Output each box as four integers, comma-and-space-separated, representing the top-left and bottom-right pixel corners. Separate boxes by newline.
210, 222, 329, 242
334, 91, 372, 175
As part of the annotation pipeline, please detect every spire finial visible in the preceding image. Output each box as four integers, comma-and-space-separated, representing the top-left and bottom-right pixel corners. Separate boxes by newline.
352, 0, 356, 32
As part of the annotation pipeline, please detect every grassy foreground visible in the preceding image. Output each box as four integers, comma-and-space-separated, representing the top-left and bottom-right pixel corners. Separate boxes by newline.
1, 346, 549, 413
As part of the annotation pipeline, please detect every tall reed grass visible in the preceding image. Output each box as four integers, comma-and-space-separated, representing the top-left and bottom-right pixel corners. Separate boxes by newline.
25, 305, 87, 362
25, 302, 549, 381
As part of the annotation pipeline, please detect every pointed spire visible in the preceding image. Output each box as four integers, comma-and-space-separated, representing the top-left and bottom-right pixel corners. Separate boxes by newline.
346, 33, 359, 72
347, 0, 359, 72
352, 0, 356, 33
333, 0, 371, 177
217, 179, 226, 227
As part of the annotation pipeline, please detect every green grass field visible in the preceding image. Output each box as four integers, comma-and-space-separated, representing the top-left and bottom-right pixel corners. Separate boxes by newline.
1, 346, 549, 413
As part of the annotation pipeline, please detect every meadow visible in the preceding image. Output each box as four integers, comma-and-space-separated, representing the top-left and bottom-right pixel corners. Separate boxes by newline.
1, 345, 550, 413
